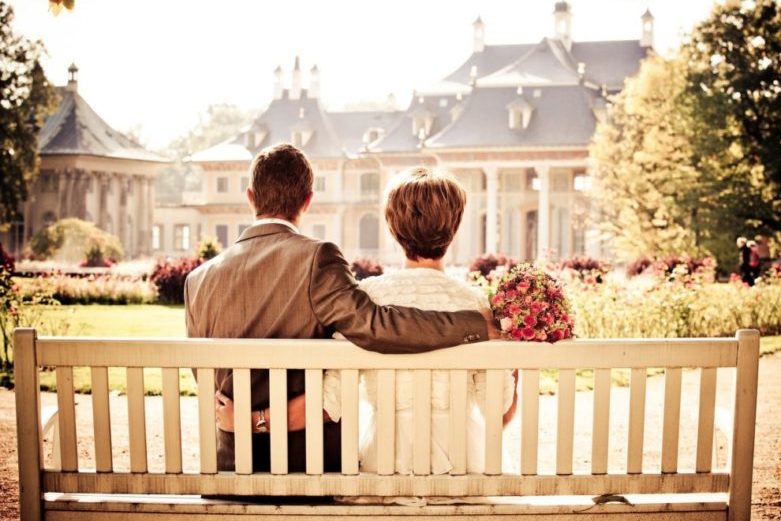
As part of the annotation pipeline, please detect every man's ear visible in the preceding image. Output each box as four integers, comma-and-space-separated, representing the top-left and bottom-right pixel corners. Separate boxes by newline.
246, 187, 255, 209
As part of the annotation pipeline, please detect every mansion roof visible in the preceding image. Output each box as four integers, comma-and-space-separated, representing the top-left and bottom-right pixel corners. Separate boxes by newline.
40, 86, 167, 163
190, 3, 652, 162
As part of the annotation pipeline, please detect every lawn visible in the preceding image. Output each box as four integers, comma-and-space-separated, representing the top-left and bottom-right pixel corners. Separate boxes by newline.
25, 305, 781, 395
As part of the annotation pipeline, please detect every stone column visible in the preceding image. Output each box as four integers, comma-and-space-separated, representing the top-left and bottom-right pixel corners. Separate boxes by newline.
485, 167, 499, 254
537, 165, 551, 260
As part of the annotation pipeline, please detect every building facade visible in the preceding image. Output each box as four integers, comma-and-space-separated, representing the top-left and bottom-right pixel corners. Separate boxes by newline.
155, 2, 655, 265
0, 65, 167, 259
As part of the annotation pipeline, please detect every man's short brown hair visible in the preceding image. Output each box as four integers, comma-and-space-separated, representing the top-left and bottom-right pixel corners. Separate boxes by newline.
249, 143, 313, 220
384, 167, 466, 261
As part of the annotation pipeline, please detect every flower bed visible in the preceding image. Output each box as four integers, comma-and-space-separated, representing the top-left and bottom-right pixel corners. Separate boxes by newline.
15, 273, 157, 305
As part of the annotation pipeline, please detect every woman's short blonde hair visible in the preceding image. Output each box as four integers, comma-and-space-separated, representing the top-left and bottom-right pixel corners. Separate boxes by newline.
384, 167, 466, 261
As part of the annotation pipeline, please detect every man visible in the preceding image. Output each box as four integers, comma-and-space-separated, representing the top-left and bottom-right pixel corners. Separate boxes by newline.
184, 143, 498, 472
737, 236, 754, 286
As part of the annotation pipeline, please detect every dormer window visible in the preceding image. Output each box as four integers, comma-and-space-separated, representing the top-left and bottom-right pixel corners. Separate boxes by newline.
508, 104, 533, 130
291, 127, 313, 147
363, 127, 384, 145
412, 113, 434, 138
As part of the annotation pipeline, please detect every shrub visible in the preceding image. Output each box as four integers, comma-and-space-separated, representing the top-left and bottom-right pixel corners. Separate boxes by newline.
151, 257, 202, 304
627, 254, 716, 282
554, 256, 611, 283
80, 242, 115, 268
626, 257, 653, 277
29, 218, 124, 263
197, 237, 222, 261
351, 258, 383, 281
0, 243, 14, 274
15, 273, 156, 305
468, 253, 519, 279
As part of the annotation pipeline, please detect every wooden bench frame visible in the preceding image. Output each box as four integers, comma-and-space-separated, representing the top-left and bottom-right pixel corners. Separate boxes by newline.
15, 328, 759, 520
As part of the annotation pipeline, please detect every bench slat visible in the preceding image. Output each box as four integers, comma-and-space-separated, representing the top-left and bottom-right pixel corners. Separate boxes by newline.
340, 369, 360, 475
233, 369, 253, 475
448, 369, 468, 475
43, 470, 732, 497
696, 367, 717, 473
413, 369, 432, 475
592, 368, 611, 475
627, 367, 647, 474
484, 370, 504, 475
305, 369, 324, 475
56, 366, 78, 472
196, 368, 217, 474
162, 368, 182, 474
556, 369, 576, 475
521, 369, 539, 476
269, 369, 288, 475
375, 369, 395, 475
90, 367, 112, 472
37, 338, 740, 369
662, 367, 682, 474
126, 368, 147, 473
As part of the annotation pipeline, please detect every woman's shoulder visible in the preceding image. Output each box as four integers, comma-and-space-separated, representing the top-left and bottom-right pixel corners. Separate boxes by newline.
359, 269, 488, 310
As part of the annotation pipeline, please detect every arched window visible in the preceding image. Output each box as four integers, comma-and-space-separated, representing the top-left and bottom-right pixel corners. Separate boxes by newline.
359, 214, 379, 251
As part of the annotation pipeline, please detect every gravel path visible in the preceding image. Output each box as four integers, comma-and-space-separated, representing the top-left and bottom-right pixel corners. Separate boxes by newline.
1, 353, 779, 520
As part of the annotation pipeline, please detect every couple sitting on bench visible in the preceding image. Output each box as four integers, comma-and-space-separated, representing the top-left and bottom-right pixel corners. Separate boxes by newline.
184, 143, 516, 476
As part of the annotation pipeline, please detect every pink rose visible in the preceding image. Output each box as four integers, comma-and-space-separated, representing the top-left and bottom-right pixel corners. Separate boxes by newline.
507, 303, 522, 316
491, 294, 504, 306
511, 327, 523, 340
523, 314, 536, 327
530, 301, 543, 314
505, 289, 518, 300
518, 282, 530, 293
522, 327, 536, 340
500, 317, 513, 332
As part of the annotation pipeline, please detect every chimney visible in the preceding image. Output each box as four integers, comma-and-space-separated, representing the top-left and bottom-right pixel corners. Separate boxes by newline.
473, 16, 485, 53
577, 62, 586, 84
309, 64, 320, 98
386, 92, 397, 110
66, 63, 78, 92
273, 65, 283, 99
553, 1, 572, 51
290, 56, 302, 100
641, 8, 654, 48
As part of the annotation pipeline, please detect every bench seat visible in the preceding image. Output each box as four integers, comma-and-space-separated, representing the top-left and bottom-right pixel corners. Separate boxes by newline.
43, 492, 729, 520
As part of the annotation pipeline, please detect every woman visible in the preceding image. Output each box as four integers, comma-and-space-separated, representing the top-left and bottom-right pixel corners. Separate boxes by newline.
216, 167, 517, 475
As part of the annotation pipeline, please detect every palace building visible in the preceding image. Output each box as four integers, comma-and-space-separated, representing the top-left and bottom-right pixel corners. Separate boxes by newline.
155, 2, 655, 264
0, 64, 167, 259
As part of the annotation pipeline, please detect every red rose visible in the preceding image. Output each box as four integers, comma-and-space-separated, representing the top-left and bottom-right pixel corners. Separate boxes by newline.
530, 301, 543, 314
522, 327, 536, 340
523, 314, 536, 327
549, 330, 561, 342
511, 327, 523, 340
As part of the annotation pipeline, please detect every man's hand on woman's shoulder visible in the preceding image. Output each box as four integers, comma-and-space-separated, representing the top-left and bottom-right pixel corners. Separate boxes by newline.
480, 308, 501, 340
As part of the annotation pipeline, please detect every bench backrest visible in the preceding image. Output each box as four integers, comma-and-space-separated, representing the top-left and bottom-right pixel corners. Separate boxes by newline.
15, 328, 759, 520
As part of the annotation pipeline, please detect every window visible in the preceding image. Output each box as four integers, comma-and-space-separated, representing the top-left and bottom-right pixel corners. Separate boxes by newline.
241, 177, 250, 192
526, 170, 540, 191
360, 173, 379, 199
152, 225, 162, 250
312, 224, 326, 240
574, 173, 591, 192
358, 214, 379, 251
238, 224, 249, 237
40, 172, 58, 193
174, 224, 190, 251
314, 176, 326, 192
217, 177, 229, 193
216, 224, 228, 248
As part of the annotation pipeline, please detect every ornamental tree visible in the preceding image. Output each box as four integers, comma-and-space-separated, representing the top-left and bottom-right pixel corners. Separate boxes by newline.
0, 1, 57, 230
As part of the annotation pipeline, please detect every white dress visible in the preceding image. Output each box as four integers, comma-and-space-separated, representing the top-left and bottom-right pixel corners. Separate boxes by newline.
324, 268, 515, 475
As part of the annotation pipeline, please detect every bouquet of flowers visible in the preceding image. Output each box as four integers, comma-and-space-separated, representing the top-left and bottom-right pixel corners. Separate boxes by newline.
490, 263, 574, 342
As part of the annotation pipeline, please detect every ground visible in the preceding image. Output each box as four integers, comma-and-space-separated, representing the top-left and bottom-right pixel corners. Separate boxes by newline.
0, 352, 779, 519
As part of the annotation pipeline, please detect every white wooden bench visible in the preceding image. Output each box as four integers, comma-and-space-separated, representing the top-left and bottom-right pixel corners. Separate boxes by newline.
15, 328, 759, 520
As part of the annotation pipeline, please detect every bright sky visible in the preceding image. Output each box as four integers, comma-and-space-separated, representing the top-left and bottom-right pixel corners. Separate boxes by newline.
9, 0, 717, 150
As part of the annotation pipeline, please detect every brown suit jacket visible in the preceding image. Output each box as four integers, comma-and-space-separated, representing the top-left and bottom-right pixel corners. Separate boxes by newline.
184, 223, 487, 472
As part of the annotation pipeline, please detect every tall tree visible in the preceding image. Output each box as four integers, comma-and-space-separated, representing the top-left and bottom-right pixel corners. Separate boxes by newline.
0, 1, 57, 230
590, 55, 712, 261
684, 0, 781, 232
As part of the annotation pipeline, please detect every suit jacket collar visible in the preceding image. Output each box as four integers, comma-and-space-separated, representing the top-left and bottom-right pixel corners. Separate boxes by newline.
236, 222, 295, 243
